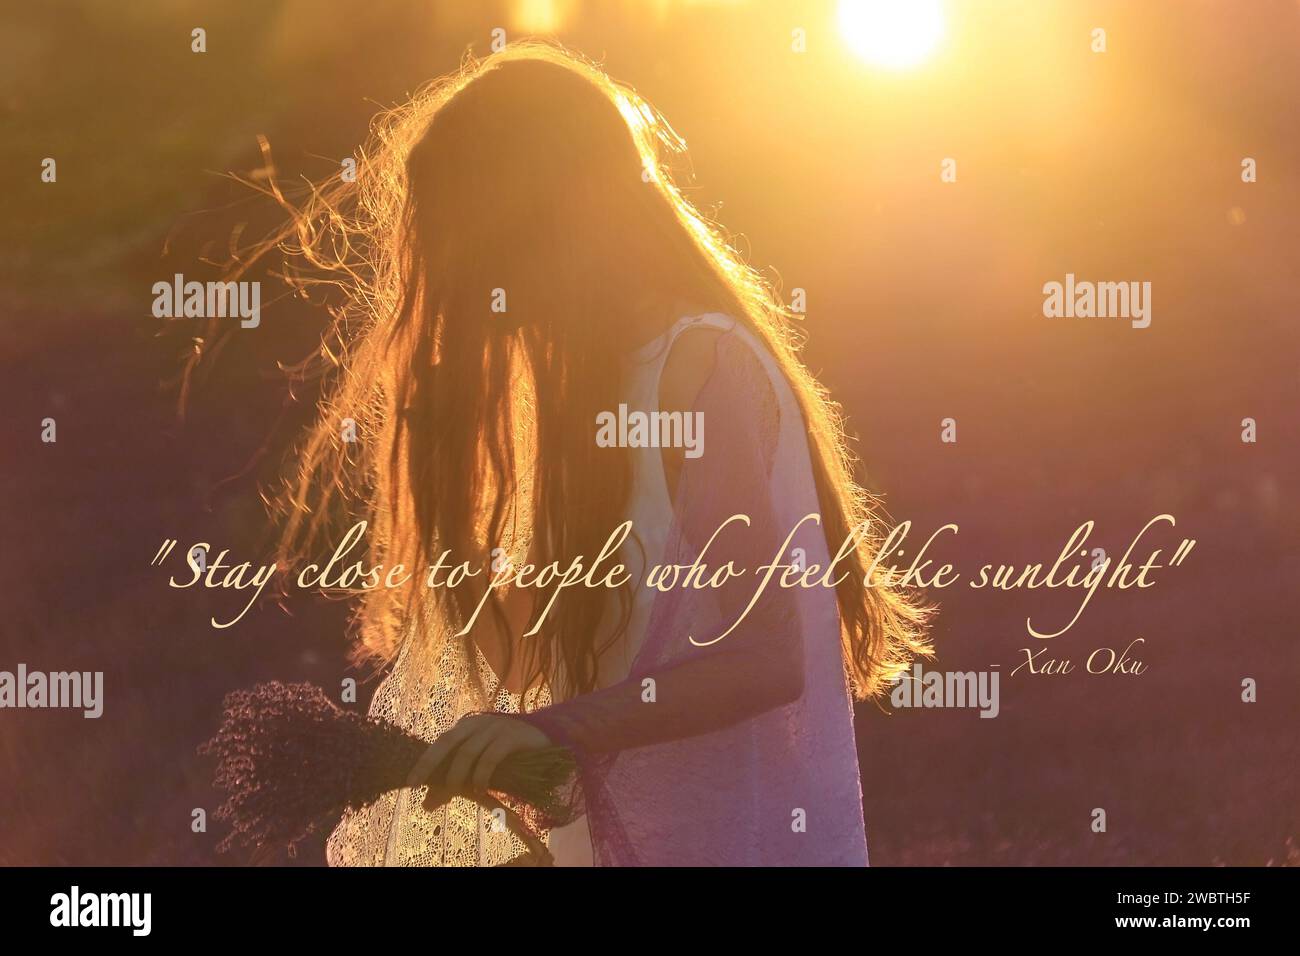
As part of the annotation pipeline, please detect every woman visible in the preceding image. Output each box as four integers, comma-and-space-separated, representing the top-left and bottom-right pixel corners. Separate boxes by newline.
267, 41, 930, 866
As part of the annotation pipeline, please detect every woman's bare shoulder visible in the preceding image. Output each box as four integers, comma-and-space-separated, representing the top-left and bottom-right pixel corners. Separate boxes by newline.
659, 325, 726, 415
656, 320, 781, 494
660, 319, 778, 415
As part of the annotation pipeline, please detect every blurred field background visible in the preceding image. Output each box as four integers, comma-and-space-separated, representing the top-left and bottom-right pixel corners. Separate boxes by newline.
1, 0, 1297, 865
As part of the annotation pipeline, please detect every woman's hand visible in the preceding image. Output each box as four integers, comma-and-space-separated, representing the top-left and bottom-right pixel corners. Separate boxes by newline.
420, 713, 553, 810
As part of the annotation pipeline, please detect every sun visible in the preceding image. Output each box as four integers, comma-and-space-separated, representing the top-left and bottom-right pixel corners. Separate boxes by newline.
837, 0, 946, 70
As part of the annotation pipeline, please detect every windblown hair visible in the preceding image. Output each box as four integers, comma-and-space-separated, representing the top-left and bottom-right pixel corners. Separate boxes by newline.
240, 41, 930, 702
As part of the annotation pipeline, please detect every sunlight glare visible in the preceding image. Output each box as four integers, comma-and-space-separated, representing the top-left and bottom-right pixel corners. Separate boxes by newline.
512, 0, 566, 34
838, 0, 945, 70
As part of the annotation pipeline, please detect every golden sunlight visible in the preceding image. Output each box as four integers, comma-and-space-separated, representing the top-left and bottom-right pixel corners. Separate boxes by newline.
837, 0, 945, 69
511, 0, 567, 34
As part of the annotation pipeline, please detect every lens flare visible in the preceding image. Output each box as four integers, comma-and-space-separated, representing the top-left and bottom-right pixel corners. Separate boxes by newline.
837, 0, 945, 70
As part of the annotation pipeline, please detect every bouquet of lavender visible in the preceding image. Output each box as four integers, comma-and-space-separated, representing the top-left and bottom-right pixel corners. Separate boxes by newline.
199, 681, 575, 864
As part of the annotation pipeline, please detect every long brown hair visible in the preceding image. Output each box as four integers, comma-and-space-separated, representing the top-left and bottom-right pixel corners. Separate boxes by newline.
250, 41, 929, 702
